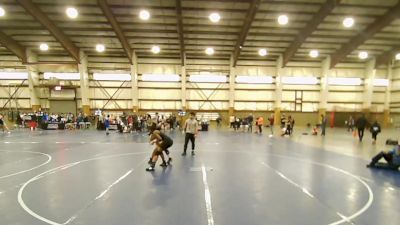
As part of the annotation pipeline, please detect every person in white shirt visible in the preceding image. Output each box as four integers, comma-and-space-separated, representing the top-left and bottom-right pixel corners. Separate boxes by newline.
182, 112, 199, 156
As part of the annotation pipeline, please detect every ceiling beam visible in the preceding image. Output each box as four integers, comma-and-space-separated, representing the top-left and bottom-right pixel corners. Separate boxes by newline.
282, 0, 341, 67
330, 2, 400, 68
232, 0, 261, 67
16, 0, 80, 62
0, 31, 26, 62
98, 0, 133, 64
176, 0, 185, 66
375, 46, 400, 67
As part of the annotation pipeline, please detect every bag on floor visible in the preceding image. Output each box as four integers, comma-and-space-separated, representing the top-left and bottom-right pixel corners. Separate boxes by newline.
385, 139, 398, 145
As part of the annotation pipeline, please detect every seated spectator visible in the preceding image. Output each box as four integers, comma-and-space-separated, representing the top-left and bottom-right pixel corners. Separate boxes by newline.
367, 145, 400, 168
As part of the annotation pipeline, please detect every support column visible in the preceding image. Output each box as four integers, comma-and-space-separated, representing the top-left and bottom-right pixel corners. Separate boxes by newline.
384, 62, 392, 127
274, 55, 283, 123
229, 55, 235, 119
363, 58, 376, 116
181, 65, 187, 111
319, 56, 330, 121
131, 51, 139, 112
78, 50, 90, 115
26, 49, 41, 111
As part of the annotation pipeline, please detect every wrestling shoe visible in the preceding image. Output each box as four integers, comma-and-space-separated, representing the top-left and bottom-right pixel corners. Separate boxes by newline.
146, 166, 155, 171
160, 162, 168, 167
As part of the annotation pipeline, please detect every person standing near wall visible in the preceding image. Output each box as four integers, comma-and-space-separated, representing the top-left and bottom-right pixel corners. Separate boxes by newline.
257, 116, 264, 134
321, 114, 327, 136
268, 114, 274, 135
216, 114, 222, 128
182, 112, 199, 156
247, 114, 253, 133
229, 115, 235, 128
0, 114, 10, 133
356, 114, 368, 142
348, 115, 355, 132
105, 115, 110, 135
370, 120, 381, 144
280, 114, 286, 129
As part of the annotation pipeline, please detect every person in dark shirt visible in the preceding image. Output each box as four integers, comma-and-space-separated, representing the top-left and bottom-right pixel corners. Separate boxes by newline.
105, 115, 110, 135
367, 145, 400, 168
247, 114, 254, 132
280, 114, 286, 129
146, 129, 173, 172
321, 114, 327, 136
370, 120, 381, 144
268, 114, 274, 135
355, 114, 368, 142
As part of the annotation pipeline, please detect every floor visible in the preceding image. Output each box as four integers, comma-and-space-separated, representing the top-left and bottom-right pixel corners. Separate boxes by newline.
0, 126, 399, 225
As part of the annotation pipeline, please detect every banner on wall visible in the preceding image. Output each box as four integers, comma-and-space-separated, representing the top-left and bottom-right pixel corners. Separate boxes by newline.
330, 110, 335, 128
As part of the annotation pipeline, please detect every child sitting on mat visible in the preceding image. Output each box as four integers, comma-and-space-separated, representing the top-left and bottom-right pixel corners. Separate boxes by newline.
367, 145, 400, 169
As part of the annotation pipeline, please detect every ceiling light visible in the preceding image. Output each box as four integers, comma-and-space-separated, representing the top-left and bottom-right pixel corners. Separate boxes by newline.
93, 73, 131, 81
343, 17, 354, 28
328, 77, 362, 86
0, 7, 5, 17
205, 47, 214, 55
278, 15, 289, 25
66, 7, 78, 19
358, 51, 368, 60
43, 72, 80, 80
258, 48, 267, 56
139, 10, 150, 20
282, 77, 319, 85
39, 43, 49, 51
236, 76, 273, 84
373, 79, 389, 87
0, 72, 28, 80
209, 12, 221, 23
142, 74, 180, 82
151, 45, 160, 54
309, 50, 319, 58
189, 74, 227, 83
96, 44, 105, 53
396, 53, 400, 60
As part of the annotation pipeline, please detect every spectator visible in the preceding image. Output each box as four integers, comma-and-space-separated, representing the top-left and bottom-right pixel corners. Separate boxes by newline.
234, 116, 240, 131
247, 114, 254, 132
347, 115, 355, 132
105, 115, 110, 135
370, 120, 381, 144
367, 145, 400, 168
257, 116, 264, 134
0, 114, 10, 133
356, 114, 368, 142
285, 116, 293, 136
268, 114, 274, 135
321, 114, 327, 136
229, 115, 235, 128
216, 114, 222, 128
280, 114, 286, 129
